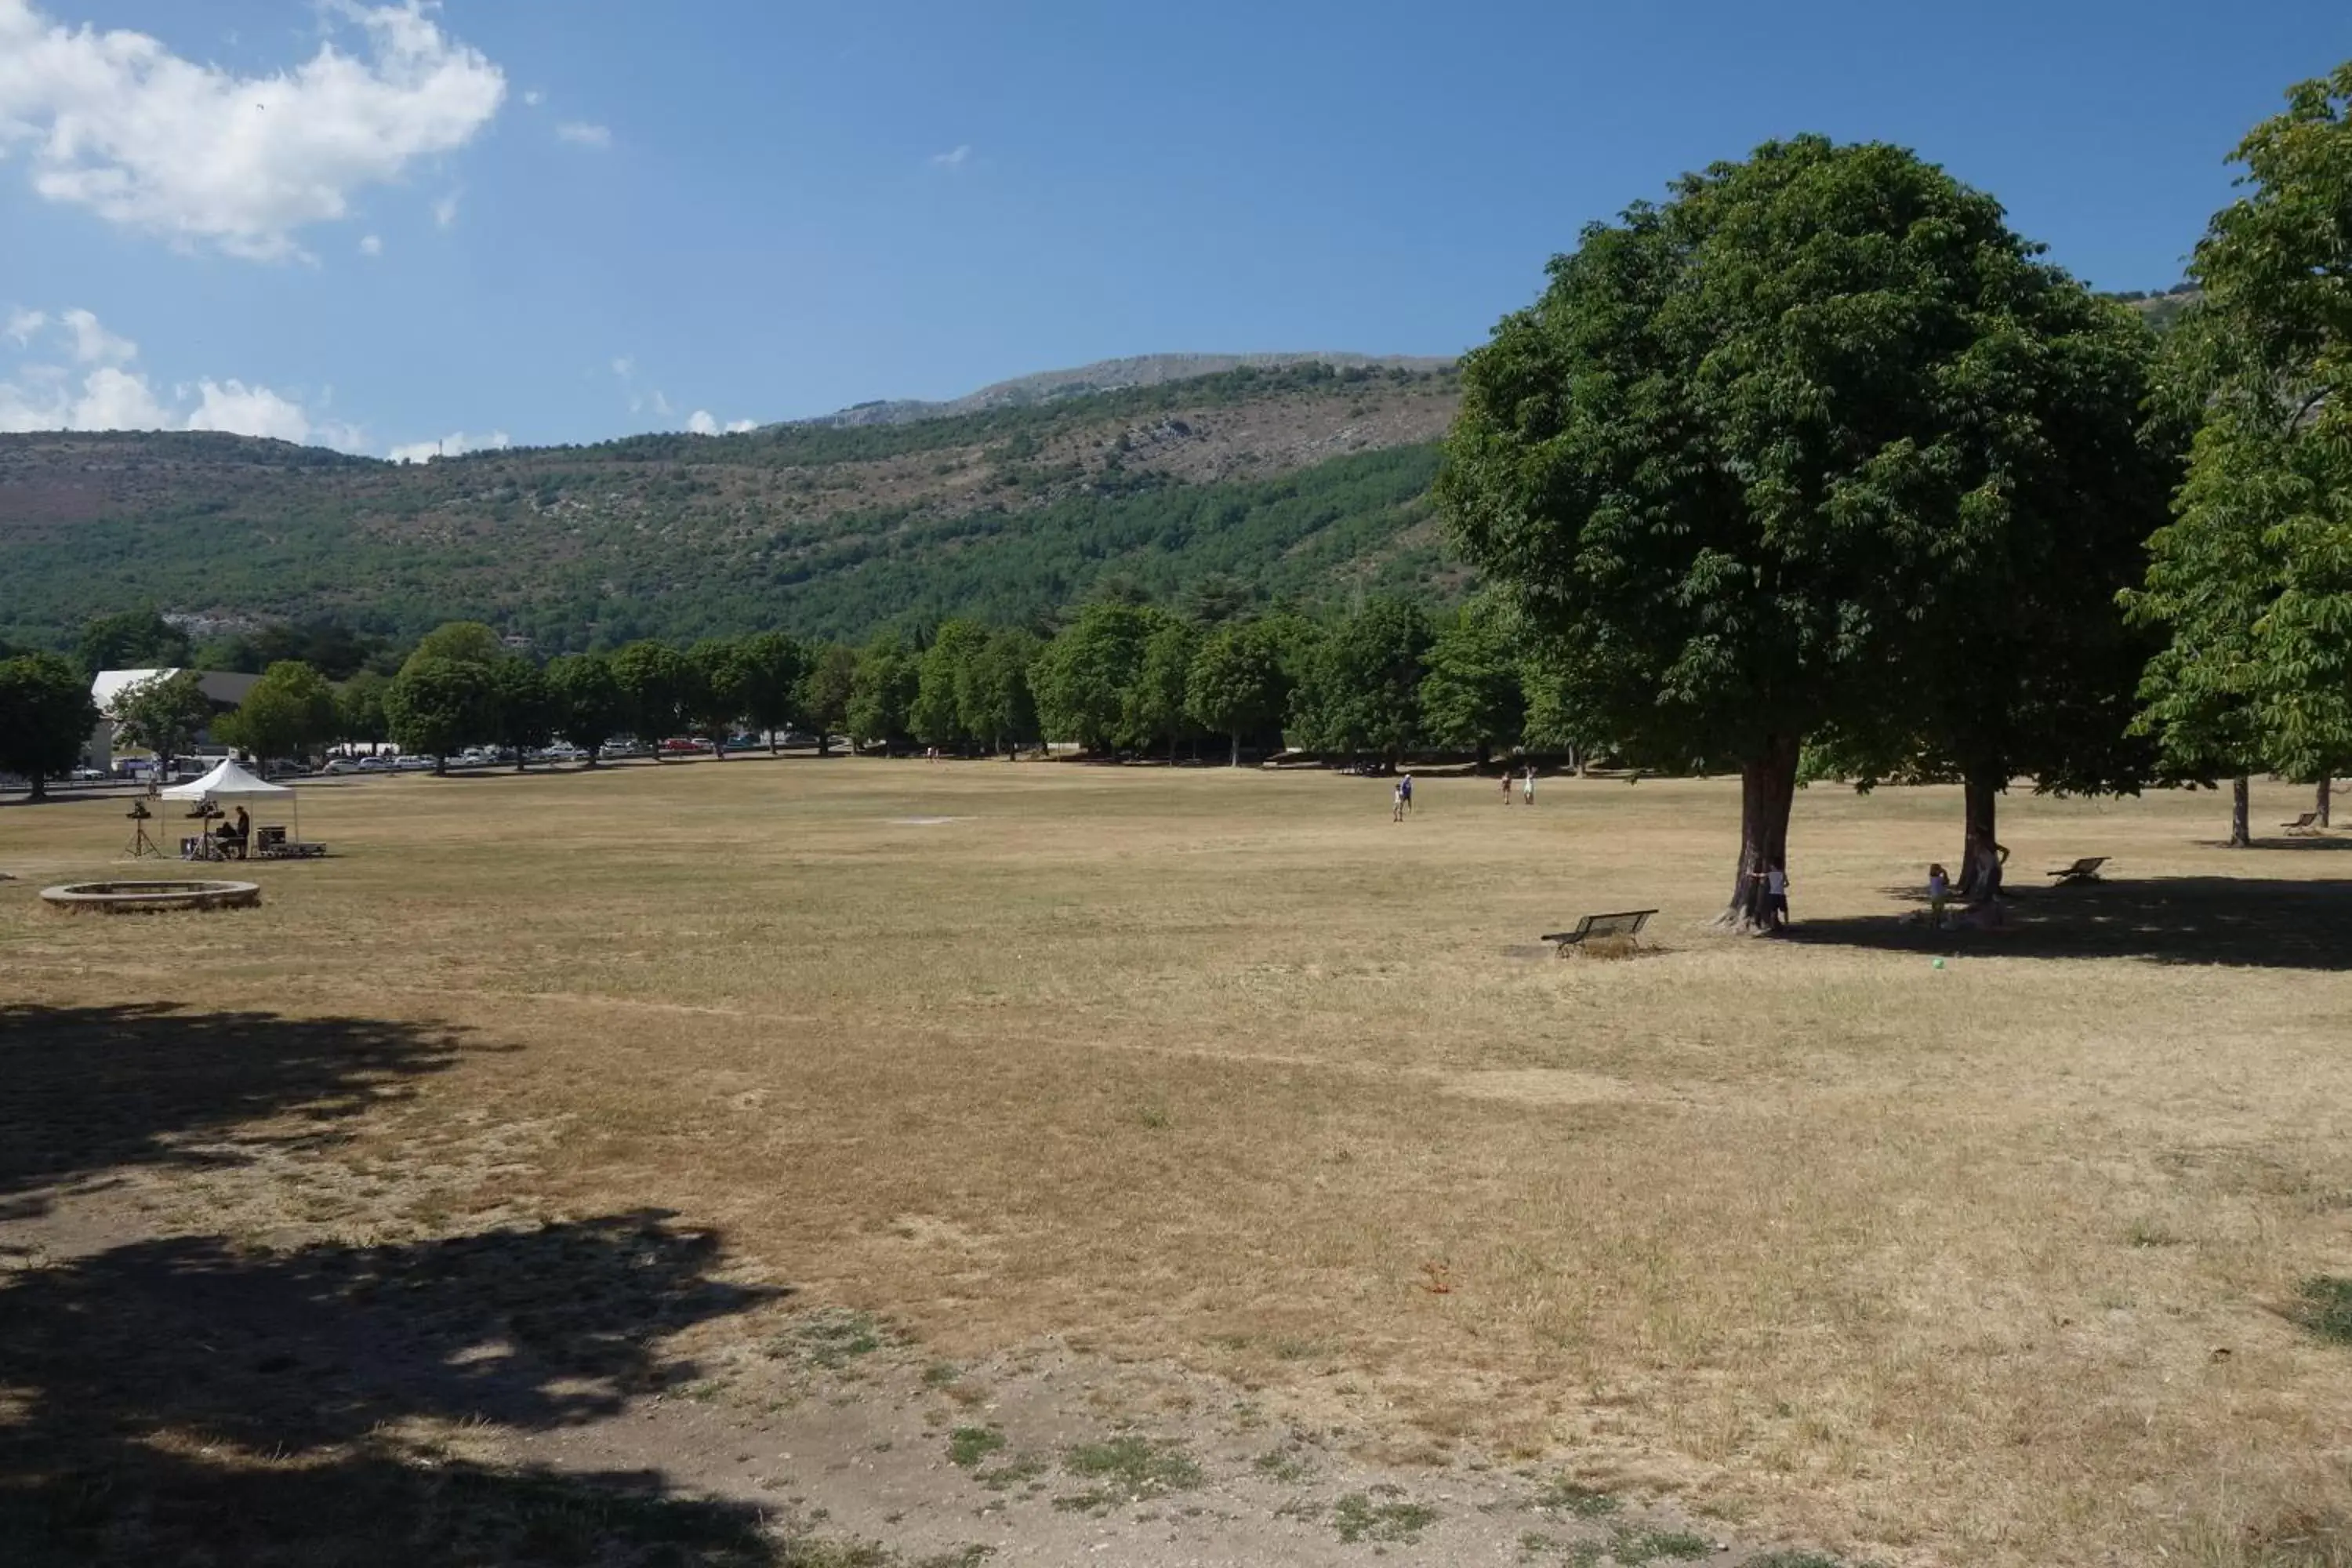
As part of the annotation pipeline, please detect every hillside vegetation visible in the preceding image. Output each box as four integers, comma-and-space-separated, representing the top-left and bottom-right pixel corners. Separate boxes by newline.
0, 361, 1460, 652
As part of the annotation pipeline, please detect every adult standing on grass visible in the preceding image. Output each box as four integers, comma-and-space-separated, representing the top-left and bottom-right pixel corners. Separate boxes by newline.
1400, 771, 1414, 815
1523, 764, 1536, 806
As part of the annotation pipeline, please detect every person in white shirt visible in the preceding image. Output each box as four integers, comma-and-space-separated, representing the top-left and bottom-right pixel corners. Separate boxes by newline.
1748, 862, 1790, 930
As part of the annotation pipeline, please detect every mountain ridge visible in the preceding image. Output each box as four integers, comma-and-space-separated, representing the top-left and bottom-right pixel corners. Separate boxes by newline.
800, 352, 1455, 429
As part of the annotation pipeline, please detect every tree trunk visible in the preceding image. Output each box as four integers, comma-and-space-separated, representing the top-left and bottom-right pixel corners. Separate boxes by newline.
2230, 775, 2252, 848
26, 772, 47, 803
769, 734, 780, 756
2319, 776, 2332, 829
1229, 732, 1241, 768
1716, 733, 1802, 933
1475, 739, 1491, 770
1955, 769, 2001, 896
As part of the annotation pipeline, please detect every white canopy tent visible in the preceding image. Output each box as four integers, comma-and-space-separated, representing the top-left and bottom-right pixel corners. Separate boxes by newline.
159, 759, 301, 851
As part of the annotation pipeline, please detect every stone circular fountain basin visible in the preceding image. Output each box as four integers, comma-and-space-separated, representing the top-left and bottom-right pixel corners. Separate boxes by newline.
41, 879, 261, 913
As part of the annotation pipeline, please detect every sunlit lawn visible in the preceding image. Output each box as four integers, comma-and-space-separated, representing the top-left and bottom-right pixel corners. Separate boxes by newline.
5, 757, 2350, 1566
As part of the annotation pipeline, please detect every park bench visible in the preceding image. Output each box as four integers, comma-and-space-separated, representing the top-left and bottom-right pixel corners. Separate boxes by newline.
2281, 811, 2323, 837
2047, 856, 2107, 885
1542, 909, 1657, 956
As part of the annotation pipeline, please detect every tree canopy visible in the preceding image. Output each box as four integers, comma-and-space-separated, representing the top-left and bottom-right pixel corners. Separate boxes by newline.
2129, 60, 2352, 840
0, 652, 99, 800
1442, 135, 2165, 925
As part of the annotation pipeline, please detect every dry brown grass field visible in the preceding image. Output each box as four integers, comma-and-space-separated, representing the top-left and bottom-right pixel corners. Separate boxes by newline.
5, 759, 2351, 1566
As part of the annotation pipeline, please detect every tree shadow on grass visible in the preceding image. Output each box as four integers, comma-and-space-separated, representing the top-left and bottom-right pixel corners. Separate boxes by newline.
0, 1001, 479, 1209
1786, 877, 2352, 971
1, 1212, 793, 1566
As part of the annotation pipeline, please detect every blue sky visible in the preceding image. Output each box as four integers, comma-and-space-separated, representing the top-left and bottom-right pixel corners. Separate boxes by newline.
3, 1, 2347, 458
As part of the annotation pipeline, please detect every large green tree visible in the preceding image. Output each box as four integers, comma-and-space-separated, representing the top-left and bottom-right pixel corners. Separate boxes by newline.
958, 629, 1040, 757
0, 652, 100, 801
1420, 599, 1526, 767
1125, 616, 1198, 761
407, 622, 511, 668
384, 657, 495, 773
111, 670, 216, 775
1289, 597, 1429, 767
336, 671, 390, 749
216, 660, 338, 767
912, 620, 990, 751
737, 630, 807, 753
686, 637, 748, 756
612, 641, 695, 757
1443, 136, 2150, 927
546, 652, 625, 764
2127, 61, 2352, 846
488, 658, 555, 769
799, 643, 858, 756
1185, 619, 1289, 767
1031, 601, 1153, 755
846, 633, 918, 753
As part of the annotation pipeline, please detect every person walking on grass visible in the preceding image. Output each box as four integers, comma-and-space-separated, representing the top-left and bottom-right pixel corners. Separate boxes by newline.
1501, 771, 1514, 806
1399, 771, 1414, 815
1523, 764, 1536, 806
1927, 862, 1950, 928
1392, 779, 1406, 822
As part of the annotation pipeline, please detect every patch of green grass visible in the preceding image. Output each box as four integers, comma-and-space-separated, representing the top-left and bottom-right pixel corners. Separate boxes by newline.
912, 1550, 995, 1568
1534, 1477, 1621, 1519
947, 1426, 1006, 1468
1053, 1436, 1202, 1513
1606, 1525, 1712, 1564
921, 1362, 960, 1388
1330, 1491, 1439, 1544
2124, 1220, 2182, 1248
2294, 1276, 2352, 1345
1746, 1554, 1853, 1568
1254, 1447, 1313, 1483
973, 1454, 1049, 1493
768, 1308, 891, 1370
1134, 1102, 1173, 1130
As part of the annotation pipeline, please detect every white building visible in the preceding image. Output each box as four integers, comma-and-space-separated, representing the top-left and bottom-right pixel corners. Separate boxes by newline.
89, 668, 261, 771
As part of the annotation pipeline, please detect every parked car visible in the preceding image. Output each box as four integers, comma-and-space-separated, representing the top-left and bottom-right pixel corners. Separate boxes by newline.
357, 756, 393, 772
394, 756, 434, 772
69, 766, 106, 782
319, 757, 361, 775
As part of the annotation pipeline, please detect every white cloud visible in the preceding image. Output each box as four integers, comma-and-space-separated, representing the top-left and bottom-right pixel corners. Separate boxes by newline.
60, 307, 134, 365
358, 232, 383, 256
609, 355, 633, 379
0, 305, 363, 448
725, 418, 756, 434
521, 89, 543, 107
387, 428, 509, 463
927, 143, 971, 170
554, 120, 610, 149
0, 0, 506, 262
432, 190, 460, 229
686, 408, 717, 436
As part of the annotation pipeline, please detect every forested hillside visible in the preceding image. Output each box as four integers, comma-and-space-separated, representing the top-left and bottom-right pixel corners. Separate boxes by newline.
0, 361, 1459, 652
